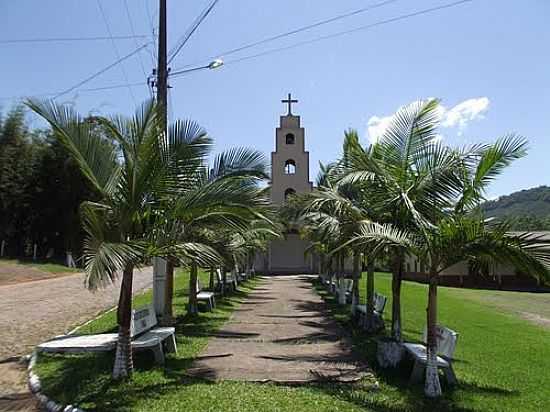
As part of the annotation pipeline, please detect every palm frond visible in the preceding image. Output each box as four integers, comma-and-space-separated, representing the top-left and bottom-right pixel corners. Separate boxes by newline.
25, 98, 119, 193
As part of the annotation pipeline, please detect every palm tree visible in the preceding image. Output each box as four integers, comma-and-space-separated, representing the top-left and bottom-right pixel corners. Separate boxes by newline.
339, 99, 461, 343
343, 128, 550, 396
153, 146, 271, 318
421, 215, 550, 396
416, 134, 550, 396
285, 163, 368, 309
338, 130, 385, 329
25, 99, 269, 379
27, 99, 175, 378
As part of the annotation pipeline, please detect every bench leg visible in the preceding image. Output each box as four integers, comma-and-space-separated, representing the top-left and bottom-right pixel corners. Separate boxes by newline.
444, 364, 457, 386
166, 334, 177, 354
152, 342, 165, 365
409, 360, 424, 384
211, 296, 216, 309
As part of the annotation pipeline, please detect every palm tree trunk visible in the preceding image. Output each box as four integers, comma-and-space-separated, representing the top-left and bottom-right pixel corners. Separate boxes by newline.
365, 257, 376, 331
338, 253, 346, 305
327, 259, 333, 290
425, 266, 442, 397
221, 267, 227, 296
112, 263, 134, 379
161, 257, 175, 325
188, 262, 199, 315
351, 252, 360, 314
391, 255, 403, 341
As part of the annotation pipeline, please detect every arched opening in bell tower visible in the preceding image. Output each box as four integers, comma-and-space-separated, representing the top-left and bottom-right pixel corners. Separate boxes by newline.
285, 133, 295, 144
284, 159, 296, 175
284, 188, 296, 201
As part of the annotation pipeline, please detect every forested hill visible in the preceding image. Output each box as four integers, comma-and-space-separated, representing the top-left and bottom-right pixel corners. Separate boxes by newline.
482, 186, 550, 230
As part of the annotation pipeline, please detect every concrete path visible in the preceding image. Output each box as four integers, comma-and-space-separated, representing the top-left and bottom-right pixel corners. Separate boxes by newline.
0, 267, 154, 411
186, 275, 369, 383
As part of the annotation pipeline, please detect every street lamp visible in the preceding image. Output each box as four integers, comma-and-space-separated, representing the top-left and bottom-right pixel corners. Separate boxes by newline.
169, 58, 224, 78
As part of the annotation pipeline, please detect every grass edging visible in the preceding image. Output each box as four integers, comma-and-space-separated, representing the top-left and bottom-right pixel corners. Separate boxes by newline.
31, 272, 261, 411
28, 350, 85, 412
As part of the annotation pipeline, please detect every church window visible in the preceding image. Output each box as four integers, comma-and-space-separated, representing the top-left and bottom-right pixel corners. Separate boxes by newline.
284, 159, 296, 174
284, 188, 296, 200
285, 133, 295, 144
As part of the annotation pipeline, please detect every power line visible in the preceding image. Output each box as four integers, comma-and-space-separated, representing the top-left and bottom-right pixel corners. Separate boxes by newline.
171, 0, 399, 71
53, 43, 150, 99
167, 0, 220, 65
3, 0, 472, 103
144, 0, 158, 65
0, 35, 150, 45
172, 0, 473, 75
123, 0, 150, 96
0, 81, 147, 102
96, 0, 137, 105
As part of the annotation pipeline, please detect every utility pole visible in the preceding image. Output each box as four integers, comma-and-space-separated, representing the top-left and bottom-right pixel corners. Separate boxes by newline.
157, 0, 168, 128
153, 0, 170, 325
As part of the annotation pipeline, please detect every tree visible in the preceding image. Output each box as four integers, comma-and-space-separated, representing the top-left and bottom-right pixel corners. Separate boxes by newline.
285, 154, 368, 310
163, 147, 272, 315
339, 99, 461, 344
344, 128, 550, 396
0, 106, 34, 255
26, 99, 226, 379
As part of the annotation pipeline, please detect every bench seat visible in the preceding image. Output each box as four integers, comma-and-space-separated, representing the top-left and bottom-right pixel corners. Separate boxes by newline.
196, 280, 216, 311
36, 305, 177, 365
402, 343, 451, 368
37, 333, 118, 353
402, 325, 458, 385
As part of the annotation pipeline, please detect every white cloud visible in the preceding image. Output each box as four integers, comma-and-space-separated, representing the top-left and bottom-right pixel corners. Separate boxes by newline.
441, 97, 490, 132
366, 97, 490, 143
367, 115, 393, 144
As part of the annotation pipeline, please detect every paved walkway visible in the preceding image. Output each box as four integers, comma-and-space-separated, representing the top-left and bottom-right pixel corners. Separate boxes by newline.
0, 267, 154, 411
186, 275, 369, 383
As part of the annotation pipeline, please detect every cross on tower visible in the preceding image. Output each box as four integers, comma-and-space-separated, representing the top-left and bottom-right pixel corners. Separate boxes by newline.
281, 93, 298, 115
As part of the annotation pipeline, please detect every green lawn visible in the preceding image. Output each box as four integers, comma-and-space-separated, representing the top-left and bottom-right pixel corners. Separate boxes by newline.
34, 272, 550, 411
350, 272, 550, 411
0, 258, 80, 274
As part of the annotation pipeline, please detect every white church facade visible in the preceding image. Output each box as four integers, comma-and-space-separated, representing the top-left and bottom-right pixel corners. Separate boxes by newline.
255, 94, 320, 274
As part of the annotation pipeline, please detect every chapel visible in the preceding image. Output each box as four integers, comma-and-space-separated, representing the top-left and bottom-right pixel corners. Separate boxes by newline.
255, 94, 319, 274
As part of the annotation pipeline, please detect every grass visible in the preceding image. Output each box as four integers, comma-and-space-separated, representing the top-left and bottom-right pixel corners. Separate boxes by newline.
34, 272, 550, 411
0, 258, 80, 274
349, 272, 550, 411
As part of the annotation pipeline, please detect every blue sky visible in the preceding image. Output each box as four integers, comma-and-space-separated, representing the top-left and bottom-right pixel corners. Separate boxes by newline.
1, 0, 549, 198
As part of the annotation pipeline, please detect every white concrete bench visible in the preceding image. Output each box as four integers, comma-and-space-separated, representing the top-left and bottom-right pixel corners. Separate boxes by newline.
240, 269, 253, 281
37, 304, 177, 365
402, 325, 458, 385
356, 292, 387, 316
216, 268, 238, 292
196, 279, 215, 311
318, 273, 335, 292
342, 279, 354, 303
226, 272, 238, 291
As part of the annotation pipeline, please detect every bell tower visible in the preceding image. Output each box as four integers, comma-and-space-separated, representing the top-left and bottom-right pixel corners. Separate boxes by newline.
271, 93, 313, 204
265, 93, 316, 274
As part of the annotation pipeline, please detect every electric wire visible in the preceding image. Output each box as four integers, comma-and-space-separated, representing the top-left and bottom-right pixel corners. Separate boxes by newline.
0, 81, 147, 102
124, 0, 149, 82
171, 0, 400, 71
167, 0, 220, 65
0, 35, 149, 44
144, 0, 158, 64
171, 0, 473, 76
214, 0, 399, 62
52, 43, 150, 99
96, 0, 137, 105
2, 0, 472, 102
